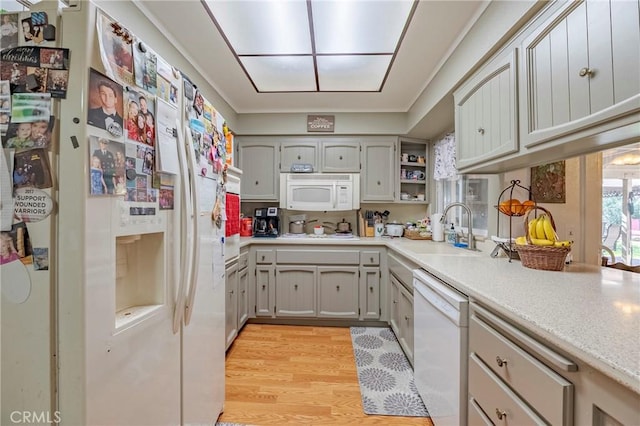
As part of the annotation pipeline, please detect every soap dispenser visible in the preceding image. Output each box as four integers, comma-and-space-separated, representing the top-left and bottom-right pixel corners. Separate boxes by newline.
447, 223, 456, 244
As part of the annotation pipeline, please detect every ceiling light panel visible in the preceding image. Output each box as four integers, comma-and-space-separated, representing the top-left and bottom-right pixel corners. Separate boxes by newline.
204, 0, 311, 54
240, 56, 316, 91
317, 55, 391, 91
312, 0, 415, 54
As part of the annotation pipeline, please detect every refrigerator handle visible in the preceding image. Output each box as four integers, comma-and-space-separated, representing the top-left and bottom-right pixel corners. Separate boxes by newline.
182, 127, 201, 326
172, 118, 193, 334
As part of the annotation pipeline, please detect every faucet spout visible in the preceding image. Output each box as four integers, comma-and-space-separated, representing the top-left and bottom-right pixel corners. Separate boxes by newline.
442, 202, 476, 250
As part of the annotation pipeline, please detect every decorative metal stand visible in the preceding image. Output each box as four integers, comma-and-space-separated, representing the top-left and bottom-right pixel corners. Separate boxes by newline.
493, 180, 535, 262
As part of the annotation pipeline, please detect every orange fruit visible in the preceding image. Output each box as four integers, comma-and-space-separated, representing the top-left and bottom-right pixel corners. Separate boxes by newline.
499, 199, 523, 215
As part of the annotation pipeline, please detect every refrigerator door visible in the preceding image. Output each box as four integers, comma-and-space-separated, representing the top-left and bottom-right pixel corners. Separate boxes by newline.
180, 129, 225, 423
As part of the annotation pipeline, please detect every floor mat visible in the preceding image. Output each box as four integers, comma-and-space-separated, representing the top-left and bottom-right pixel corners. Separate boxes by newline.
350, 326, 429, 417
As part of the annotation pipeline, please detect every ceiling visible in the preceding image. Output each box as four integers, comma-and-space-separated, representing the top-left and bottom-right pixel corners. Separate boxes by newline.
134, 0, 488, 125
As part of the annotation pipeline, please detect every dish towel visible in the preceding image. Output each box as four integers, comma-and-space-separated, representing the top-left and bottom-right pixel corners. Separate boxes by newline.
433, 133, 458, 180
225, 192, 240, 237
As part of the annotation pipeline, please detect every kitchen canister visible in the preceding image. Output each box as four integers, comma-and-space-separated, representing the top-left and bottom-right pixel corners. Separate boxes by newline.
431, 213, 444, 241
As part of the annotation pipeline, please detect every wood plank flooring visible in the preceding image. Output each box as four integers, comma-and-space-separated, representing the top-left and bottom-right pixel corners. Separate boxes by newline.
217, 324, 433, 426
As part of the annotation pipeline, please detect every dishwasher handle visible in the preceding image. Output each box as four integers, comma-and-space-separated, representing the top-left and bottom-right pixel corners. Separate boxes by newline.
414, 279, 465, 326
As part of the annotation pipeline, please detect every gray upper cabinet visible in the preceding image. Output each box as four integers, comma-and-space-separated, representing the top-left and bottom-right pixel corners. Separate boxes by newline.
454, 50, 519, 171
320, 139, 361, 172
280, 140, 319, 172
519, 0, 640, 148
361, 138, 396, 202
237, 137, 279, 201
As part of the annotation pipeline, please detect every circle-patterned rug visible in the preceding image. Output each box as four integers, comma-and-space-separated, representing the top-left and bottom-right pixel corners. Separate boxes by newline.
350, 327, 429, 417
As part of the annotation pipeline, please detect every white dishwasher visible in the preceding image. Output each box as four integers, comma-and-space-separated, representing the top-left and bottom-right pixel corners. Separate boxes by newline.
413, 269, 468, 426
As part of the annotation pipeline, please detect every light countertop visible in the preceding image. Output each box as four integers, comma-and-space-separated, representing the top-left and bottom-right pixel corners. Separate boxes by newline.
239, 235, 640, 394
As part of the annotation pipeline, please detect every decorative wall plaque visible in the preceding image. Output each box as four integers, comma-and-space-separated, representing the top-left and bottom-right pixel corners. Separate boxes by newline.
307, 115, 334, 133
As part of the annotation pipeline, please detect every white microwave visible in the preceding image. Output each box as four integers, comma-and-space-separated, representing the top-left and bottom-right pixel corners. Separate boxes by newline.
280, 173, 360, 211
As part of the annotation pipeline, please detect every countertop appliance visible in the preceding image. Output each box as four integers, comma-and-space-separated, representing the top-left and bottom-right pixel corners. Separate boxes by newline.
280, 173, 360, 211
2, 4, 225, 424
413, 269, 469, 426
253, 207, 280, 237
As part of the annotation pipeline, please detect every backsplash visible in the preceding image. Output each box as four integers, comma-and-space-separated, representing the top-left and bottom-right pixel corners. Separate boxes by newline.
241, 202, 428, 236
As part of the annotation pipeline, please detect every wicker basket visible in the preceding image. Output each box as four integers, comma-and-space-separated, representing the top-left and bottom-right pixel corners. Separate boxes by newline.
403, 229, 432, 240
515, 206, 571, 271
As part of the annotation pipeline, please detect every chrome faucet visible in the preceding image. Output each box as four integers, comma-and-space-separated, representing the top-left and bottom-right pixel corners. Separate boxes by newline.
442, 202, 476, 250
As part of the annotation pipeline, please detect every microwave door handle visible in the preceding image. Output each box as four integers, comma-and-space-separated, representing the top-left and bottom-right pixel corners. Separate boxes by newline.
333, 182, 337, 209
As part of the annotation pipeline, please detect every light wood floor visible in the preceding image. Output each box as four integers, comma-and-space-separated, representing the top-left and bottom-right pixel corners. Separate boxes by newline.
217, 324, 433, 426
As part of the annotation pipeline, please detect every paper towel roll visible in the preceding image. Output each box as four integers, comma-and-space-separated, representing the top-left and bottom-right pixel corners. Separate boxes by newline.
431, 213, 444, 241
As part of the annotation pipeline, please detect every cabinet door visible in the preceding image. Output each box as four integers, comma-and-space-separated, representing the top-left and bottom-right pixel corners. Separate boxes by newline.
280, 140, 318, 172
256, 265, 274, 317
398, 284, 414, 365
237, 138, 279, 200
361, 139, 395, 201
317, 266, 359, 318
455, 50, 518, 170
237, 266, 249, 329
320, 139, 360, 172
225, 262, 239, 350
389, 275, 402, 338
519, 0, 640, 147
359, 267, 380, 320
275, 266, 316, 317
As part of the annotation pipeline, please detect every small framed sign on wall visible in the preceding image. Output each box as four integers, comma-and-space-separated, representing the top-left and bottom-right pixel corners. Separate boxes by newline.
307, 115, 334, 133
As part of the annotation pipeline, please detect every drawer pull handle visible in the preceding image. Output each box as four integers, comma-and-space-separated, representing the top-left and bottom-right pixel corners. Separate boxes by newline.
339, 155, 343, 160
261, 255, 265, 261
255, 180, 259, 185
262, 284, 266, 290
579, 67, 593, 78
404, 315, 410, 321
495, 408, 507, 420
370, 257, 374, 263
294, 284, 298, 290
336, 285, 340, 291
297, 155, 301, 160
477, 127, 485, 135
495, 356, 508, 367
369, 286, 374, 292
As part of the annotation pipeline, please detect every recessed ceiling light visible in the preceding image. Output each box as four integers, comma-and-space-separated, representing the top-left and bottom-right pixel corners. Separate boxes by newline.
202, 0, 418, 93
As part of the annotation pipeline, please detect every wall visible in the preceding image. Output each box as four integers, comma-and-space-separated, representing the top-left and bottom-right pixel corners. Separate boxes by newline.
500, 154, 602, 263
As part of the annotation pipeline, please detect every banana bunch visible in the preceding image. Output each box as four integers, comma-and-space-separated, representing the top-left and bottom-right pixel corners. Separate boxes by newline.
514, 214, 573, 248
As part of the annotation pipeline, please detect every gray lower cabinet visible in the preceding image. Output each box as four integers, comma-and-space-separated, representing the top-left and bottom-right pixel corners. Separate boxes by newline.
224, 260, 239, 350
250, 246, 383, 321
317, 266, 359, 318
275, 266, 316, 317
359, 267, 380, 320
469, 302, 575, 425
237, 261, 249, 329
388, 251, 416, 364
389, 275, 413, 365
255, 265, 275, 317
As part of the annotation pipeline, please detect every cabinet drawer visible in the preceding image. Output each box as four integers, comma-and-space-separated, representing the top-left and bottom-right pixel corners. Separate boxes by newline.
276, 249, 359, 265
470, 314, 573, 425
468, 397, 494, 426
239, 250, 248, 270
360, 251, 380, 266
469, 353, 546, 425
255, 249, 275, 264
388, 252, 418, 293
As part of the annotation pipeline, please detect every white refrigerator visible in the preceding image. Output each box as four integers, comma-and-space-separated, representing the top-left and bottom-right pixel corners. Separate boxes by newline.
1, 1, 226, 425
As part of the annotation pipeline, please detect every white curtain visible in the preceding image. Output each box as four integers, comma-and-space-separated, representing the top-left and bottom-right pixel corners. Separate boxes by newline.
433, 133, 458, 181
